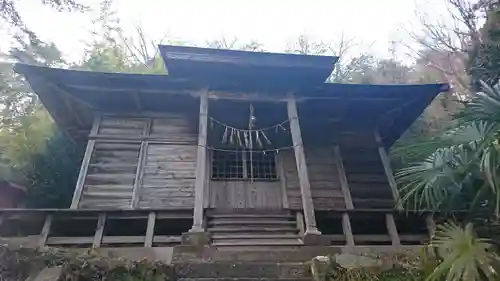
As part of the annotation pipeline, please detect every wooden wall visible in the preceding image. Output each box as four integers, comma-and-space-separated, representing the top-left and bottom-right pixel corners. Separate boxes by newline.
337, 132, 394, 209
281, 147, 345, 210
77, 114, 197, 209
209, 181, 282, 209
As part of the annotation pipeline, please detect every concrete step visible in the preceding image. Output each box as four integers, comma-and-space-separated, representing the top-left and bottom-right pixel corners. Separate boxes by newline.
212, 233, 299, 240
213, 239, 303, 246
174, 262, 309, 279
208, 227, 298, 233
209, 220, 295, 226
208, 213, 293, 219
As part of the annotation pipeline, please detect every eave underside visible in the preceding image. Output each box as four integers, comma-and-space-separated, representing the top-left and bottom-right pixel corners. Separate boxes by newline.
15, 64, 448, 147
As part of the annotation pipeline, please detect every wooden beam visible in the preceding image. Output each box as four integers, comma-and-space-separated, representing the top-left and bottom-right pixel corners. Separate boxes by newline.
287, 97, 320, 235
38, 214, 52, 248
93, 213, 106, 248
144, 211, 156, 247
70, 114, 101, 209
385, 213, 401, 246
131, 119, 152, 208
374, 129, 401, 208
190, 90, 209, 232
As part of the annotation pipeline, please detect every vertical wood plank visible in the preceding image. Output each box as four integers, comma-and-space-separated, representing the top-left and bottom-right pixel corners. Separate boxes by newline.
38, 214, 52, 248
342, 213, 355, 246
385, 213, 401, 246
93, 213, 106, 248
296, 211, 305, 236
277, 153, 290, 208
191, 90, 209, 232
70, 114, 101, 209
374, 130, 401, 208
287, 97, 320, 235
426, 214, 436, 239
145, 211, 156, 247
131, 118, 152, 208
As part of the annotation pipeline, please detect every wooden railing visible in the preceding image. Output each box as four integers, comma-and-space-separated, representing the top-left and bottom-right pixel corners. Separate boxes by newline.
0, 209, 192, 248
293, 209, 459, 246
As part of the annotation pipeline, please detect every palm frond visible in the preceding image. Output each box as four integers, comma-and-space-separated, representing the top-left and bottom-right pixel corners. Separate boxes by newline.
426, 222, 499, 281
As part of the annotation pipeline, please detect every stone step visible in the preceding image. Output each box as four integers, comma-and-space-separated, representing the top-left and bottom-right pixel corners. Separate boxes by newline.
177, 277, 311, 281
212, 233, 299, 240
213, 239, 303, 246
171, 245, 342, 263
174, 262, 308, 279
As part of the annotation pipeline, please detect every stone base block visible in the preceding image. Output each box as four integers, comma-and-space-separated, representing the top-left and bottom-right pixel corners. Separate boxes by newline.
181, 231, 211, 246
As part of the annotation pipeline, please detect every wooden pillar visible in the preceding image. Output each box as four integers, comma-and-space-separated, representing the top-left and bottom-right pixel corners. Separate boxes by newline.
93, 213, 106, 248
385, 213, 401, 246
426, 213, 436, 239
333, 145, 355, 246
287, 97, 320, 235
38, 214, 52, 249
375, 129, 401, 245
131, 119, 152, 208
374, 129, 401, 207
70, 114, 101, 209
145, 211, 156, 247
190, 91, 209, 232
296, 211, 305, 236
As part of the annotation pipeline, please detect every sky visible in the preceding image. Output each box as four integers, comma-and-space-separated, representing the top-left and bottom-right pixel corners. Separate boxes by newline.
1, 0, 451, 63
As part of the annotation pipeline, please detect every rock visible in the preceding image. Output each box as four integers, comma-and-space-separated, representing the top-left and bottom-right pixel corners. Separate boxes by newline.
310, 256, 332, 281
335, 253, 382, 269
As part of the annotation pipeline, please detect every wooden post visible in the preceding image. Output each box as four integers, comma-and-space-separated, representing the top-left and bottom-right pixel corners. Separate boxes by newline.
38, 214, 52, 248
333, 145, 355, 246
385, 213, 401, 246
342, 213, 355, 246
296, 211, 305, 236
71, 114, 101, 209
287, 97, 320, 235
426, 214, 436, 239
374, 129, 401, 208
145, 211, 156, 247
131, 119, 152, 208
277, 153, 290, 208
191, 90, 209, 232
93, 213, 106, 248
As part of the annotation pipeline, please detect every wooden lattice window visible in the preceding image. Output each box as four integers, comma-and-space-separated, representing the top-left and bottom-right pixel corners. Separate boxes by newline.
211, 150, 278, 181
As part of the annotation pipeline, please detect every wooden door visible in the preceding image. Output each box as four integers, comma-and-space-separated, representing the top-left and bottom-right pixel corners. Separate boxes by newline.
209, 180, 283, 210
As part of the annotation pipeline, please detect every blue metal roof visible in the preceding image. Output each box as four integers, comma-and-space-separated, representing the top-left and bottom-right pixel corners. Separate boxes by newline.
160, 45, 338, 87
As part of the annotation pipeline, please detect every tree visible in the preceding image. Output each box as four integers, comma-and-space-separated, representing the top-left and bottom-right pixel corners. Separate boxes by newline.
205, 37, 264, 52
469, 4, 500, 87
0, 0, 86, 41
